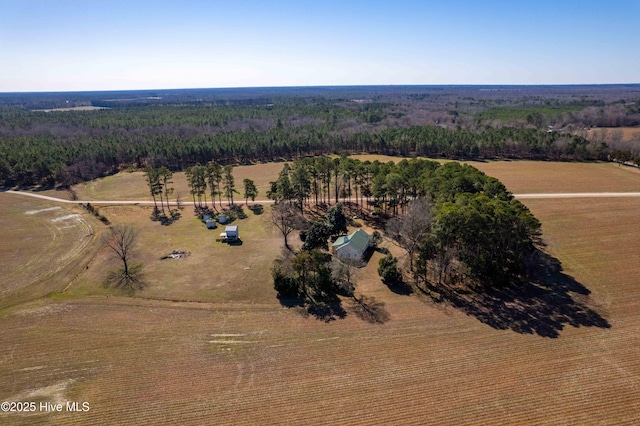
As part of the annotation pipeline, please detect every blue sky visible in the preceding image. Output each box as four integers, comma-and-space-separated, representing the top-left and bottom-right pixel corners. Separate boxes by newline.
1, 0, 638, 92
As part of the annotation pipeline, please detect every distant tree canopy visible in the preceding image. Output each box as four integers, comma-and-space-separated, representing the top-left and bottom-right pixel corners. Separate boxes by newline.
2, 96, 636, 188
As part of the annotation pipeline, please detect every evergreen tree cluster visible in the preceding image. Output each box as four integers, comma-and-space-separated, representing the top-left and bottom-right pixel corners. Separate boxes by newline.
269, 157, 541, 291
273, 249, 347, 320
143, 166, 174, 214
0, 101, 616, 188
300, 203, 348, 252
182, 162, 239, 209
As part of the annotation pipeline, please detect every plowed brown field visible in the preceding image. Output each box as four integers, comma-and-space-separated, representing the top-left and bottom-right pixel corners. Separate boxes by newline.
1, 160, 640, 425
0, 195, 100, 309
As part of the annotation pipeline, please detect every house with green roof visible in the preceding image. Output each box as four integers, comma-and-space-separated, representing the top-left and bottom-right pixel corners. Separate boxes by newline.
331, 229, 372, 261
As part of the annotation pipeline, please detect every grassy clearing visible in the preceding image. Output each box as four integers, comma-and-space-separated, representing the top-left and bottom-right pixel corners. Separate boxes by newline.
73, 171, 154, 201
69, 203, 281, 304
2, 160, 640, 424
72, 162, 286, 203
467, 160, 640, 193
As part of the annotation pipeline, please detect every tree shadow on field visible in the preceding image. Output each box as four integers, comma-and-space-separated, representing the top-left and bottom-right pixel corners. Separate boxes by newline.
426, 249, 611, 338
248, 204, 264, 215
386, 281, 413, 296
349, 295, 390, 324
277, 295, 347, 323
307, 299, 347, 322
150, 207, 181, 226
103, 264, 146, 295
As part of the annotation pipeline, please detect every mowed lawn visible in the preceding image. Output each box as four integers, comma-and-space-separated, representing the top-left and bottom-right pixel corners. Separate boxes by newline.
1, 160, 640, 425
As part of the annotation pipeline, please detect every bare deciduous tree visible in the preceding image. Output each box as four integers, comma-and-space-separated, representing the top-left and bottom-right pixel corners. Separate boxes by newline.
271, 202, 304, 250
330, 259, 356, 296
102, 224, 144, 291
386, 197, 434, 271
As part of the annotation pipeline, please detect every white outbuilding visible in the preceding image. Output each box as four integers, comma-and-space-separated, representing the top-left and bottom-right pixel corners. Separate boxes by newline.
220, 225, 238, 241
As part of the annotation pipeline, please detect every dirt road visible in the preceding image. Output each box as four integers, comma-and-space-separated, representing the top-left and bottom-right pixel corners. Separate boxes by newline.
5, 189, 640, 205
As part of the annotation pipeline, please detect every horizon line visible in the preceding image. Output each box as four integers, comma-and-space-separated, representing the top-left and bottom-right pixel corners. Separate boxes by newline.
2, 82, 640, 95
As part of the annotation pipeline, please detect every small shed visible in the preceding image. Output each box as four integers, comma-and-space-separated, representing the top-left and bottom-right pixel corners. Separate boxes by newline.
220, 225, 238, 241
218, 214, 227, 224
332, 229, 371, 261
205, 219, 217, 229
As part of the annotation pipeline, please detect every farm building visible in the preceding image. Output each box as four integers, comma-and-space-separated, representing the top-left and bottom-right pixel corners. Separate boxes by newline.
332, 229, 372, 261
219, 225, 238, 241
205, 220, 217, 229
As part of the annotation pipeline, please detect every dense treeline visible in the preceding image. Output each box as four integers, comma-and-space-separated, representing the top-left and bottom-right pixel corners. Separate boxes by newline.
268, 156, 541, 296
2, 85, 640, 187
0, 108, 608, 187
0, 101, 360, 129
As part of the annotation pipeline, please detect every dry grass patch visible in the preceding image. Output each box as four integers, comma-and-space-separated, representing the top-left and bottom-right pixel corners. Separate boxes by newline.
72, 162, 288, 203
233, 161, 292, 201
69, 204, 282, 304
73, 171, 175, 201
0, 194, 101, 308
467, 160, 640, 194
